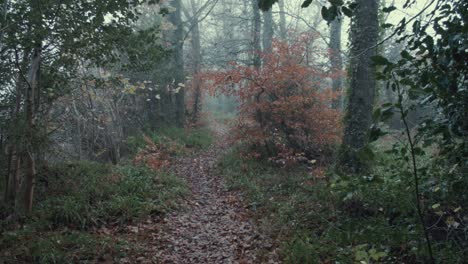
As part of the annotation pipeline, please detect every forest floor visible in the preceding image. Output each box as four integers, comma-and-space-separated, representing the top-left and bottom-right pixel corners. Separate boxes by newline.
122, 121, 280, 263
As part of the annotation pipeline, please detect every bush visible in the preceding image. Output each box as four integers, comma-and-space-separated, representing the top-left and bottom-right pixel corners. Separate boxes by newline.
206, 36, 342, 165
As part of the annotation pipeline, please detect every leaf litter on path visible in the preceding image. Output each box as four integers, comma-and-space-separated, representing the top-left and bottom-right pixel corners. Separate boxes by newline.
122, 122, 280, 263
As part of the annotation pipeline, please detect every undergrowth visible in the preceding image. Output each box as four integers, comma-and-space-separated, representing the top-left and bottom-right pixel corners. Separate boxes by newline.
0, 161, 188, 263
217, 144, 467, 263
126, 126, 213, 155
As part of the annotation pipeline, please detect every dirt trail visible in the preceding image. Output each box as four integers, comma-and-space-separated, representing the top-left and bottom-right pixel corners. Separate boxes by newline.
152, 122, 280, 263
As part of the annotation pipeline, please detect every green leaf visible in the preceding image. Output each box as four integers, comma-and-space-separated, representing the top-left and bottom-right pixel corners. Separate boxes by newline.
381, 106, 394, 121
400, 50, 413, 60
382, 6, 397, 13
301, 0, 313, 8
372, 108, 381, 121
369, 126, 387, 142
382, 23, 393, 28
321, 6, 333, 21
371, 55, 391, 66
342, 6, 353, 17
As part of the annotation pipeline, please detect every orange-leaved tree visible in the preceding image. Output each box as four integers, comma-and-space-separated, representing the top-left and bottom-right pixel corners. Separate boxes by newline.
205, 36, 342, 165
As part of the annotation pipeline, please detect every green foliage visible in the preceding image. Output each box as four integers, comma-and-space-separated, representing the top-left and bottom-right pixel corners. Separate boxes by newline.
218, 144, 467, 262
260, 0, 355, 20
157, 127, 213, 149
372, 0, 467, 172
1, 161, 187, 262
32, 162, 187, 229
370, 1, 467, 261
0, 229, 127, 263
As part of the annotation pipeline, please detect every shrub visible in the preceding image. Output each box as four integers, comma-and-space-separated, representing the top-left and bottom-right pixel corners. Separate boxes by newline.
206, 36, 342, 165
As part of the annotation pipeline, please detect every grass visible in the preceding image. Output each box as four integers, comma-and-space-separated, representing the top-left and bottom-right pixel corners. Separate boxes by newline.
35, 162, 188, 228
126, 126, 213, 155
1, 122, 213, 263
1, 230, 127, 263
0, 161, 188, 263
217, 144, 467, 263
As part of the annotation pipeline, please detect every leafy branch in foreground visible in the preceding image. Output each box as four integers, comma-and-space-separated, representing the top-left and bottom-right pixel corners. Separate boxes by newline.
392, 72, 434, 262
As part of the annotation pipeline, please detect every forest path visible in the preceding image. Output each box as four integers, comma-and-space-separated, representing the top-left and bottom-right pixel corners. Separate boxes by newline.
151, 120, 280, 263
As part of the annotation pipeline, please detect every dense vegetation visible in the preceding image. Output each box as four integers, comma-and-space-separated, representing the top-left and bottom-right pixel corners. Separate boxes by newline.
1, 0, 466, 262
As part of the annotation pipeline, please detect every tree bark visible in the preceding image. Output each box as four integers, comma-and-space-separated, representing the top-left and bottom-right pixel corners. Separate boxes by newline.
4, 57, 26, 204
22, 45, 41, 214
251, 0, 261, 70
168, 0, 185, 127
329, 18, 343, 109
4, 149, 20, 204
338, 0, 379, 173
190, 0, 202, 122
0, 0, 8, 48
277, 0, 287, 40
262, 9, 273, 53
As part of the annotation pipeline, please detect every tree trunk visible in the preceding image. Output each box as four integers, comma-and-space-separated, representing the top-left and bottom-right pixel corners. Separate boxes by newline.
168, 0, 185, 127
329, 18, 343, 109
251, 0, 261, 70
338, 0, 379, 173
4, 57, 25, 204
262, 9, 273, 53
0, 0, 8, 48
22, 45, 41, 214
4, 149, 20, 204
278, 0, 287, 40
190, 0, 202, 122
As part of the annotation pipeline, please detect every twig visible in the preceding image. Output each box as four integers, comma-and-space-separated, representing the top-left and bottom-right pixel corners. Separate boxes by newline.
393, 72, 435, 263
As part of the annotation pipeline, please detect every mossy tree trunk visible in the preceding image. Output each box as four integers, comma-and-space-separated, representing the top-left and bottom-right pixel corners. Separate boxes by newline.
338, 0, 379, 174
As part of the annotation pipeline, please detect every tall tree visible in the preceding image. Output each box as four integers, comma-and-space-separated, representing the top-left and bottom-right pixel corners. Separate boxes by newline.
1, 0, 145, 212
188, 0, 203, 122
22, 45, 41, 213
262, 8, 274, 53
251, 0, 262, 70
277, 0, 287, 40
329, 17, 343, 109
167, 0, 185, 127
338, 0, 379, 173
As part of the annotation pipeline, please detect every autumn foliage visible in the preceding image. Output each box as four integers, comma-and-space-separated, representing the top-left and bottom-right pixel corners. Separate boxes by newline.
133, 135, 175, 170
205, 36, 342, 165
